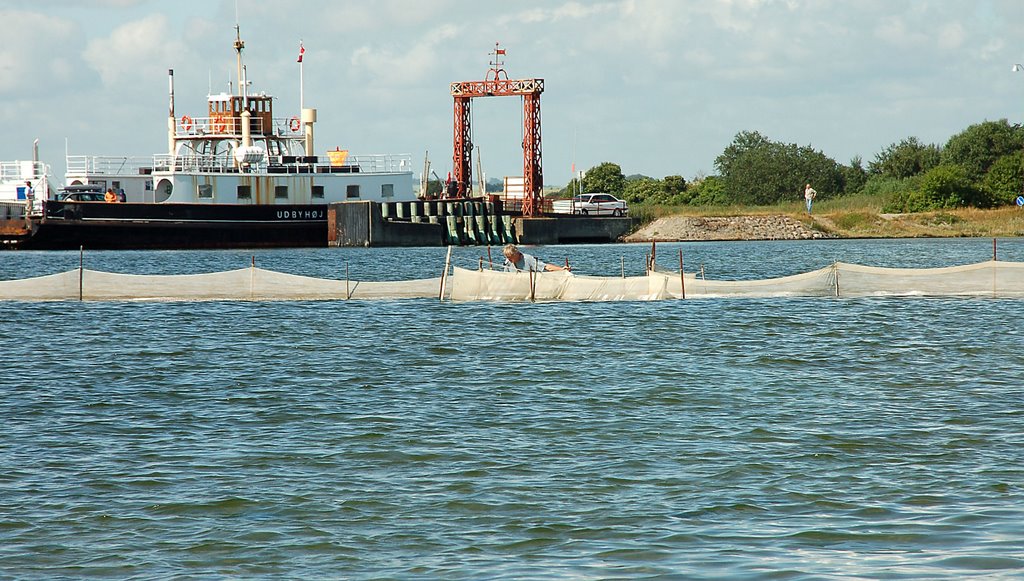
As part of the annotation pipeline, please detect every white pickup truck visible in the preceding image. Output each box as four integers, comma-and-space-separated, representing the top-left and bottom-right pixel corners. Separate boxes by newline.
550, 193, 629, 216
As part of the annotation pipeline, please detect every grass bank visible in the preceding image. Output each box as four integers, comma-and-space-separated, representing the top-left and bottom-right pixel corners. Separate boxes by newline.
630, 200, 1024, 239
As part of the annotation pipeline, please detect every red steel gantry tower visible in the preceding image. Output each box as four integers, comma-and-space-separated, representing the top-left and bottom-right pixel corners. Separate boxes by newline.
450, 44, 544, 216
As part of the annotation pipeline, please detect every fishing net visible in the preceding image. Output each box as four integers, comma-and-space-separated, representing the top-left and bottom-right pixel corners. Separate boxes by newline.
832, 261, 1024, 298
448, 260, 1024, 301
3, 260, 1024, 302
0, 268, 440, 301
447, 267, 667, 302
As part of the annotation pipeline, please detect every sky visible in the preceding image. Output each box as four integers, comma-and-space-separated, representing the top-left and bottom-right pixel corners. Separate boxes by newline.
2, 0, 1024, 187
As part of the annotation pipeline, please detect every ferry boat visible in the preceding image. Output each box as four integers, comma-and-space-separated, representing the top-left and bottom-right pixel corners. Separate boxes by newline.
0, 140, 56, 245
8, 26, 415, 250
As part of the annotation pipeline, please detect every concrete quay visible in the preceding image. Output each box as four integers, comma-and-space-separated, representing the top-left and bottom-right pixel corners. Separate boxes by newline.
329, 200, 634, 247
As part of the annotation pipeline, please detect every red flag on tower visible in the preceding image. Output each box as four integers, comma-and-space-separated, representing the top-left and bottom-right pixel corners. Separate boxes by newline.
297, 42, 305, 63
496, 48, 506, 55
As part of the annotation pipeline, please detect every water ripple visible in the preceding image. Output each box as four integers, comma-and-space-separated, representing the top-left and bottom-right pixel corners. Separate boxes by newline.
3, 240, 1024, 578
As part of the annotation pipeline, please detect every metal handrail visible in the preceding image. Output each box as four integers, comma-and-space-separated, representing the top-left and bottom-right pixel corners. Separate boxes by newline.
173, 116, 304, 137
1, 160, 49, 181
65, 156, 151, 175
150, 152, 414, 174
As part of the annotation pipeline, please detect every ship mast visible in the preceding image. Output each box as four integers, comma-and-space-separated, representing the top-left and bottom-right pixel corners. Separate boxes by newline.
233, 24, 245, 98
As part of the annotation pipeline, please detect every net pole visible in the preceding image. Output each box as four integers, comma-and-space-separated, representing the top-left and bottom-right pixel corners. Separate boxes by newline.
992, 240, 998, 296
439, 245, 452, 301
621, 256, 625, 279
529, 267, 536, 303
834, 261, 840, 297
487, 245, 493, 270
345, 262, 350, 300
679, 248, 685, 300
79, 245, 84, 301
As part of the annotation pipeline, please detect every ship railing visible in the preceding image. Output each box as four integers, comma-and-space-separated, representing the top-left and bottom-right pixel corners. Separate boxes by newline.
151, 153, 414, 174
344, 154, 413, 173
1, 201, 29, 220
153, 154, 238, 173
174, 116, 304, 137
1, 160, 50, 183
66, 155, 152, 176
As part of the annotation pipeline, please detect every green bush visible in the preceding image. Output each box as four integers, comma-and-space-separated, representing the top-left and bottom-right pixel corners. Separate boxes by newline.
714, 131, 844, 205
622, 177, 662, 204
869, 137, 941, 178
862, 174, 921, 198
841, 157, 869, 194
981, 152, 1024, 206
686, 176, 728, 206
943, 119, 1024, 181
583, 162, 626, 196
919, 164, 989, 208
880, 165, 992, 213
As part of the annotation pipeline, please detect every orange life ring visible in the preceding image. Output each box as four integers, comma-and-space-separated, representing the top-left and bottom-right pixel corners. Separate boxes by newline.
289, 116, 301, 132
180, 115, 193, 131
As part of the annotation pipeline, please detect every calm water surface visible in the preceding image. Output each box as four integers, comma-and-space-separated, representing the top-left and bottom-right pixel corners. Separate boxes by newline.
2, 239, 1024, 579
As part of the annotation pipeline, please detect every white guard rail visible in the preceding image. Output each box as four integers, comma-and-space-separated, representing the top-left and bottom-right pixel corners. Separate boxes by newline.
66, 156, 152, 176
150, 153, 413, 174
1, 160, 49, 182
174, 117, 300, 137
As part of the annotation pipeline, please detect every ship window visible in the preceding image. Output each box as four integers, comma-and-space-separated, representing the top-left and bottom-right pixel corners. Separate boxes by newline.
346, 185, 360, 199
197, 184, 213, 198
237, 185, 251, 200
381, 184, 394, 199
275, 185, 289, 199
312, 185, 324, 199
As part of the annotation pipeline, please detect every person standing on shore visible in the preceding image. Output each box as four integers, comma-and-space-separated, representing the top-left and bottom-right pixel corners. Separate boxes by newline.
804, 183, 817, 215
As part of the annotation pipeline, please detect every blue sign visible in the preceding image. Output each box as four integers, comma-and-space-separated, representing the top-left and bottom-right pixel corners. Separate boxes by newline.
1017, 195, 1024, 207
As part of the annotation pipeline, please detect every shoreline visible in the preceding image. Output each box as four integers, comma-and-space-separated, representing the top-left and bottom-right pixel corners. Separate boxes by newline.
623, 208, 1024, 242
624, 215, 831, 242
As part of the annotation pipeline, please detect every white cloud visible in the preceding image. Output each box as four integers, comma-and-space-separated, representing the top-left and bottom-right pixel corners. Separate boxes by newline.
937, 22, 967, 50
82, 14, 188, 86
349, 24, 461, 88
0, 10, 77, 94
503, 1, 620, 24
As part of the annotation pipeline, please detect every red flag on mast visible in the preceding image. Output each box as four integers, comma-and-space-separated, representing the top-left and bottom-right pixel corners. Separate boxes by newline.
297, 42, 305, 63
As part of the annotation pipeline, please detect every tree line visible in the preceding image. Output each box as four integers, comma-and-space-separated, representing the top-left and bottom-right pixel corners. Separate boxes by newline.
560, 119, 1024, 212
